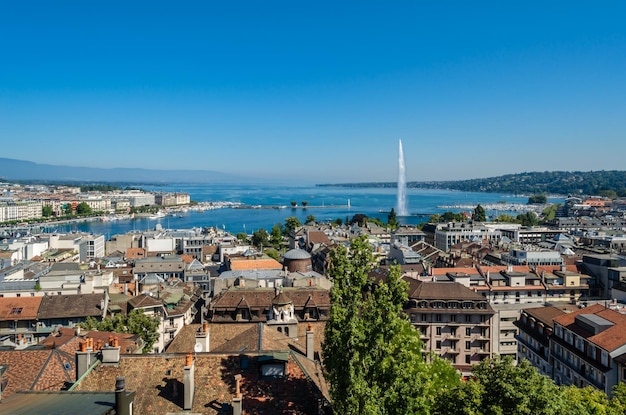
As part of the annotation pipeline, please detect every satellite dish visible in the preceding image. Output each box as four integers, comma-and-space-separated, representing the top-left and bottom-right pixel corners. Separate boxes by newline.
194, 343, 202, 353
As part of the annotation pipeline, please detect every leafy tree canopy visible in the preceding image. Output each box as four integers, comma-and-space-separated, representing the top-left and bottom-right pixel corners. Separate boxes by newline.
323, 235, 459, 415
79, 309, 159, 353
284, 216, 302, 235
473, 204, 487, 222
388, 207, 399, 229
251, 228, 269, 248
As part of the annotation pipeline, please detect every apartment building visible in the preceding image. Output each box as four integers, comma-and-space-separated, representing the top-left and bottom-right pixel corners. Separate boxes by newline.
551, 303, 626, 395
403, 279, 495, 375
515, 305, 578, 378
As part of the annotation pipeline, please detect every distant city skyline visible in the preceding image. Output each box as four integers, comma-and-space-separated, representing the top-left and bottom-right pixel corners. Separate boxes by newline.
1, 1, 625, 184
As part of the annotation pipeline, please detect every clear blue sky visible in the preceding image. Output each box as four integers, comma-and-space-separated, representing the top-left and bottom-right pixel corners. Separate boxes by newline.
1, 1, 625, 183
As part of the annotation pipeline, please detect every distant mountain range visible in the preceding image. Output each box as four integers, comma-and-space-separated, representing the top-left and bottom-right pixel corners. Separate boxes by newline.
320, 170, 626, 196
0, 158, 247, 184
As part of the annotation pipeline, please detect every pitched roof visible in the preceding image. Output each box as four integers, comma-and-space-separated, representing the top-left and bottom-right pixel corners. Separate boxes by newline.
0, 296, 43, 320
0, 349, 75, 399
553, 304, 626, 352
40, 328, 143, 355
73, 353, 327, 414
407, 281, 487, 301
128, 293, 162, 309
38, 294, 105, 319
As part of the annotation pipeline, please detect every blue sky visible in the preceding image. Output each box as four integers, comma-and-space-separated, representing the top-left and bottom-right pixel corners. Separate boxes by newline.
1, 1, 625, 183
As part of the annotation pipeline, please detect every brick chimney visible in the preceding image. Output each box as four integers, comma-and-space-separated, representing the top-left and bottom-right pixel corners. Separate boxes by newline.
232, 374, 243, 415
183, 353, 194, 410
76, 338, 94, 379
306, 323, 315, 360
194, 322, 210, 352
115, 376, 135, 415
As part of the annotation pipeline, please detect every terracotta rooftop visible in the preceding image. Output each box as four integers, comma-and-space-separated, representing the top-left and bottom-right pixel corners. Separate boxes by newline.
0, 296, 43, 320
73, 353, 327, 414
228, 257, 283, 271
0, 349, 75, 399
553, 303, 626, 352
166, 322, 326, 360
40, 328, 143, 356
522, 305, 577, 327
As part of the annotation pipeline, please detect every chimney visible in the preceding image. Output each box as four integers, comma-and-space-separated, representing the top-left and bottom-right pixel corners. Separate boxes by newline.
76, 339, 94, 379
115, 377, 135, 415
306, 323, 315, 360
232, 374, 243, 415
102, 336, 121, 364
183, 353, 194, 410
195, 322, 210, 352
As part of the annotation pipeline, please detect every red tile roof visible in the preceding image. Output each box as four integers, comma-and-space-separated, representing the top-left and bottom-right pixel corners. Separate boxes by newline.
0, 349, 74, 399
553, 304, 626, 352
0, 296, 43, 320
73, 353, 327, 414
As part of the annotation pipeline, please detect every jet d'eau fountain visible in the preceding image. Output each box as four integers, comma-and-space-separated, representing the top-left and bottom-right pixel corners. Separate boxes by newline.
397, 139, 408, 216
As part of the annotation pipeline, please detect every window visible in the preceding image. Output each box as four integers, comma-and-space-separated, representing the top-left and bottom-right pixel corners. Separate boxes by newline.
450, 314, 457, 323
466, 327, 471, 336
601, 350, 609, 367
465, 315, 472, 323
465, 355, 471, 364
436, 314, 442, 322
436, 340, 442, 349
420, 314, 427, 322
480, 315, 487, 323
465, 341, 471, 350
436, 327, 442, 336
450, 328, 457, 337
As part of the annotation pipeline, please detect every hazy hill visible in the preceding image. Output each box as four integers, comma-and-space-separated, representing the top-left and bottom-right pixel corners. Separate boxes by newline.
0, 158, 247, 184
319, 170, 626, 196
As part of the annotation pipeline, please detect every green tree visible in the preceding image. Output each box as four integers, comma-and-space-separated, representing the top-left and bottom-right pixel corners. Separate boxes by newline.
301, 200, 308, 207
270, 224, 283, 249
598, 189, 617, 199
305, 214, 317, 225
350, 213, 368, 226
284, 216, 302, 235
63, 203, 73, 216
494, 214, 519, 223
473, 204, 487, 222
236, 232, 248, 242
252, 228, 269, 249
264, 248, 280, 262
387, 208, 398, 229
79, 309, 159, 353
76, 202, 93, 215
440, 211, 465, 222
42, 205, 53, 217
517, 211, 539, 226
290, 200, 297, 207
435, 355, 568, 415
323, 236, 459, 415
528, 194, 547, 204
126, 309, 160, 353
333, 218, 343, 226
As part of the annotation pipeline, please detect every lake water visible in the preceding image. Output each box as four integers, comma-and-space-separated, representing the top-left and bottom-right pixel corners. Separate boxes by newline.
46, 184, 563, 237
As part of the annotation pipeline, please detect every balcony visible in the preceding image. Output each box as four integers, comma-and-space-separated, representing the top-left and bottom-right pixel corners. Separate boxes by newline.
164, 323, 179, 332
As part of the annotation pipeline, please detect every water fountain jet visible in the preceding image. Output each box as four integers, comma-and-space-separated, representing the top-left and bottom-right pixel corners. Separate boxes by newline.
397, 139, 408, 216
